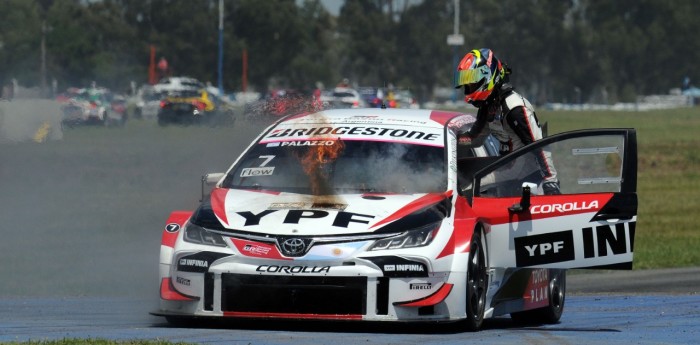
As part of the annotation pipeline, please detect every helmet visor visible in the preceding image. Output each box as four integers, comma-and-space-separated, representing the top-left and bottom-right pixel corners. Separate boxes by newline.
463, 79, 485, 95
455, 67, 487, 89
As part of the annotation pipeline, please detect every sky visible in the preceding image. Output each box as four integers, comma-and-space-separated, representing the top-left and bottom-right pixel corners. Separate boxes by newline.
320, 0, 342, 15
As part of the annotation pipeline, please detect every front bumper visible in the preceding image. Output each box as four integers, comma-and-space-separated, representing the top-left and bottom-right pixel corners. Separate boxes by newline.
154, 257, 464, 322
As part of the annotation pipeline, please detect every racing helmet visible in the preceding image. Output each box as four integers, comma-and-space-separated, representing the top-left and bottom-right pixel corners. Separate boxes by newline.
454, 48, 507, 104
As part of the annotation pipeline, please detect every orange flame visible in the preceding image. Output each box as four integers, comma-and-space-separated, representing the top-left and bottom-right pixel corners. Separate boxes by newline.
300, 138, 345, 195
292, 113, 345, 196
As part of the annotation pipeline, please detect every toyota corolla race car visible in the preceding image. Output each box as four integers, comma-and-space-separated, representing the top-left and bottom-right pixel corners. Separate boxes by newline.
152, 108, 637, 330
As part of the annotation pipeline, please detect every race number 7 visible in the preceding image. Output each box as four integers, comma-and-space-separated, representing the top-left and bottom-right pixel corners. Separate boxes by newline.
258, 155, 275, 167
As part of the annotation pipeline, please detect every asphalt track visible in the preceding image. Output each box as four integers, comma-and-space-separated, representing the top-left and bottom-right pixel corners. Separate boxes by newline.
1, 110, 698, 344
1, 289, 699, 344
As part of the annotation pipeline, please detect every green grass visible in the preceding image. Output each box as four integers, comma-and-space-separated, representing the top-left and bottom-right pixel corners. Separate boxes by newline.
538, 107, 700, 269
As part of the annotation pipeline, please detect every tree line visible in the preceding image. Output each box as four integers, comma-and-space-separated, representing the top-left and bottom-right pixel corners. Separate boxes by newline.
1, 0, 698, 105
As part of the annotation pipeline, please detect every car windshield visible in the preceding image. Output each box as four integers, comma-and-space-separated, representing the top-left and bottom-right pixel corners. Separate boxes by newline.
223, 140, 446, 194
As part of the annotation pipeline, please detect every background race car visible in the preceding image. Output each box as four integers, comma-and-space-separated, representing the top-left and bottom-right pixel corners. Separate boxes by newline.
157, 89, 236, 127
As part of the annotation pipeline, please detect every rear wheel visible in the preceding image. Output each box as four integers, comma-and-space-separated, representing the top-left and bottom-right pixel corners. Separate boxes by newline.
465, 228, 488, 331
510, 269, 566, 325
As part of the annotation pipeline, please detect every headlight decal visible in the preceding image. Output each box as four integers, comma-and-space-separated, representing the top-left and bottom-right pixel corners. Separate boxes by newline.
370, 191, 452, 231
183, 222, 228, 247
368, 221, 441, 251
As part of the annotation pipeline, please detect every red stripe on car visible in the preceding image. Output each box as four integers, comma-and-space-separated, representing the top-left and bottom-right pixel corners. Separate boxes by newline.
210, 188, 229, 226
162, 211, 193, 248
160, 278, 197, 301
437, 196, 474, 259
429, 110, 459, 125
472, 193, 614, 225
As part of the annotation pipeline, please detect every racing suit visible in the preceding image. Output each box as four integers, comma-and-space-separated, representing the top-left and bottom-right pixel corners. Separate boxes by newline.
464, 83, 560, 195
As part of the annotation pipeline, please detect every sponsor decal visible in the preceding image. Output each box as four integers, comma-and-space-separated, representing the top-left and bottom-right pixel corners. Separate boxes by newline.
363, 256, 429, 278
384, 264, 425, 272
177, 252, 231, 273
530, 200, 598, 214
243, 244, 271, 255
280, 140, 337, 146
524, 269, 549, 308
231, 239, 286, 259
240, 167, 275, 177
165, 223, 180, 233
409, 282, 433, 290
240, 155, 276, 177
265, 126, 439, 142
582, 222, 635, 258
235, 209, 374, 228
175, 276, 191, 286
256, 265, 331, 274
179, 258, 208, 268
514, 230, 575, 267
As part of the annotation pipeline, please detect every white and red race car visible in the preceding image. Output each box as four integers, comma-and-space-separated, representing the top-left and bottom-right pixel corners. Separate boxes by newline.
152, 108, 637, 330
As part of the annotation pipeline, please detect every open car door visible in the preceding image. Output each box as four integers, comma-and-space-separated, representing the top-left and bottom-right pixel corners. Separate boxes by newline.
471, 129, 637, 270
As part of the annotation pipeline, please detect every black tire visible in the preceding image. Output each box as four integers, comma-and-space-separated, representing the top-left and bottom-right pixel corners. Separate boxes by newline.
465, 228, 488, 331
510, 269, 566, 325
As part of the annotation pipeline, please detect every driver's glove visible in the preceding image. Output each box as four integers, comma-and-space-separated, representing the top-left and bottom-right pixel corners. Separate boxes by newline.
542, 181, 561, 195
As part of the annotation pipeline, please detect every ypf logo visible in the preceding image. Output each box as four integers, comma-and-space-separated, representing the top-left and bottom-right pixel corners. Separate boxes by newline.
514, 230, 575, 267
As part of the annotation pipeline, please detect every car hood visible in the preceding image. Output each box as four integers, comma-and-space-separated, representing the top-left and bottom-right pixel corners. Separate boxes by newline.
194, 188, 452, 236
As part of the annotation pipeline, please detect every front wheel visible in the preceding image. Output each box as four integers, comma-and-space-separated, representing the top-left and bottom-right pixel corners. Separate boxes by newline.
465, 228, 488, 331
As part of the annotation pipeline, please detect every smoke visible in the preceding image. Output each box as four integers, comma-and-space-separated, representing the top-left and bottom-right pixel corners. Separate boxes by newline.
332, 143, 445, 194
0, 115, 268, 298
0, 99, 63, 143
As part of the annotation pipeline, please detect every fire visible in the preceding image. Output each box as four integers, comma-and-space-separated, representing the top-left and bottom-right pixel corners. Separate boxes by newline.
294, 113, 345, 195
300, 137, 345, 195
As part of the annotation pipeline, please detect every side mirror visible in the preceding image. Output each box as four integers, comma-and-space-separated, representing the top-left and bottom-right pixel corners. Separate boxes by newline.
201, 172, 225, 201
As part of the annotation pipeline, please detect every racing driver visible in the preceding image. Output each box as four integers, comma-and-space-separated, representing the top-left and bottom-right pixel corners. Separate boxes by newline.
455, 48, 560, 195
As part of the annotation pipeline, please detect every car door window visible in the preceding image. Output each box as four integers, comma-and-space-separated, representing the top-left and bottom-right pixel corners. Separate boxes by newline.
476, 133, 629, 197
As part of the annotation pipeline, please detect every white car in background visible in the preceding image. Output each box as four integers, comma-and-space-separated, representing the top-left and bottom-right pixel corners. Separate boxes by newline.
322, 87, 367, 109
154, 76, 205, 92
132, 86, 167, 120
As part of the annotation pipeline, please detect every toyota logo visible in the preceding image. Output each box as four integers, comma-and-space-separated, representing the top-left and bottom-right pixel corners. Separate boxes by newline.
279, 238, 310, 257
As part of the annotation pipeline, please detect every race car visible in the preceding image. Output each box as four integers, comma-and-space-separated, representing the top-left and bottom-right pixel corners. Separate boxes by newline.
157, 89, 235, 127
152, 108, 637, 330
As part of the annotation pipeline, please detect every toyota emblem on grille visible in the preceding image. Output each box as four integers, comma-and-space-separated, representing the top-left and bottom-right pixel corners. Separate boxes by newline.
279, 238, 311, 257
